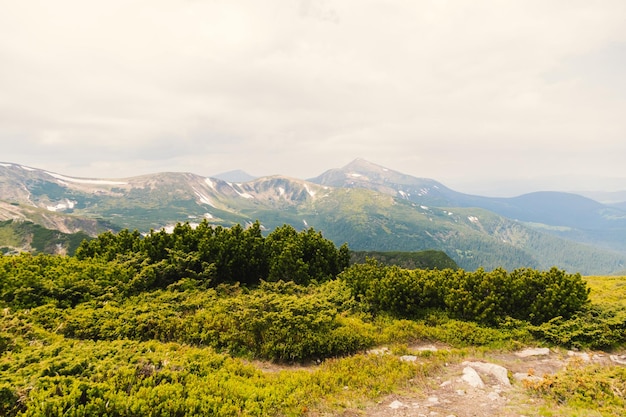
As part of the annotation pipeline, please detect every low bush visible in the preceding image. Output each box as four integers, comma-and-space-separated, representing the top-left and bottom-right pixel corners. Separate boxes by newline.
526, 362, 626, 416
0, 335, 430, 417
339, 260, 589, 325
30, 280, 372, 362
528, 305, 626, 349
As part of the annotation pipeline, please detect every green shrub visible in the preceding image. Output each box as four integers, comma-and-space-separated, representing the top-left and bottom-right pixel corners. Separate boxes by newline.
529, 305, 626, 349
74, 222, 350, 290
339, 263, 589, 326
0, 383, 25, 417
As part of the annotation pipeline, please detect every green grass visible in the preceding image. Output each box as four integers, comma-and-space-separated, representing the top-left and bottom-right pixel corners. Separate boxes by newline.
0, 222, 20, 248
585, 275, 626, 307
0, 318, 444, 416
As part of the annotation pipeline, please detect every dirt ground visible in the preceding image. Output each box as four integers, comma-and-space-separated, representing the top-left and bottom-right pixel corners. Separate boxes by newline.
342, 345, 626, 417
250, 344, 625, 416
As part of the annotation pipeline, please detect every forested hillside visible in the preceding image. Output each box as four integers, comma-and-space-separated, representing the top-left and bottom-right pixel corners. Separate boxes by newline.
350, 250, 459, 270
2, 224, 625, 415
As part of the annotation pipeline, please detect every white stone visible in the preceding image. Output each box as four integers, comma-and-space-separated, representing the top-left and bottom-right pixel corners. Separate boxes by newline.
389, 400, 406, 409
400, 355, 418, 362
515, 348, 550, 358
461, 366, 485, 388
568, 351, 591, 361
487, 391, 501, 401
610, 355, 626, 365
462, 361, 511, 386
416, 345, 439, 352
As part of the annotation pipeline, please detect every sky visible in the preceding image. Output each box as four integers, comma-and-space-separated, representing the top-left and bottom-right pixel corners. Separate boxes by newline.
1, 0, 625, 196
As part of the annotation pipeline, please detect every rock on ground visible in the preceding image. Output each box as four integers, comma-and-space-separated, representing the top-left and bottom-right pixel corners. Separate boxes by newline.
515, 348, 550, 358
462, 361, 511, 387
461, 366, 485, 389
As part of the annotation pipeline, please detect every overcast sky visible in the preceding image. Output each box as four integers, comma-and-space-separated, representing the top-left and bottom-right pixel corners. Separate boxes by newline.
1, 0, 625, 196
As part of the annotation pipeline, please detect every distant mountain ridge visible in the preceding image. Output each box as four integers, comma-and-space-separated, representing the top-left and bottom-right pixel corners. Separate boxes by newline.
578, 189, 626, 205
309, 159, 626, 253
1, 160, 626, 274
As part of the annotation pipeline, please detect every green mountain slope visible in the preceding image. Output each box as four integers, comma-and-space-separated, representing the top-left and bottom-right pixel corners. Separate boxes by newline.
1, 162, 625, 274
350, 250, 459, 270
310, 159, 626, 253
0, 219, 91, 255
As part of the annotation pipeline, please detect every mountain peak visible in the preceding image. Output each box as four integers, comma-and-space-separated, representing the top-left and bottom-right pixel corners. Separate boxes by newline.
212, 169, 257, 183
342, 158, 391, 173
311, 158, 439, 187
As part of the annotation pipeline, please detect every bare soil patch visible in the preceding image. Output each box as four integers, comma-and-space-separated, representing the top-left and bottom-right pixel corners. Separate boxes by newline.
338, 346, 626, 417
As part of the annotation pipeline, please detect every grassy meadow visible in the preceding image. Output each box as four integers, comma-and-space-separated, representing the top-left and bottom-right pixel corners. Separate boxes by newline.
1, 224, 625, 416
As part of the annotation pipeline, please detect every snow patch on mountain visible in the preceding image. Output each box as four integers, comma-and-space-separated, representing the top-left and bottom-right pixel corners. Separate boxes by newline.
234, 186, 254, 199
0, 163, 12, 168
349, 173, 363, 178
45, 171, 127, 185
279, 187, 285, 196
227, 183, 254, 199
468, 216, 479, 224
205, 178, 216, 190
304, 184, 316, 197
46, 199, 76, 212
20, 165, 35, 171
162, 222, 202, 233
192, 188, 215, 207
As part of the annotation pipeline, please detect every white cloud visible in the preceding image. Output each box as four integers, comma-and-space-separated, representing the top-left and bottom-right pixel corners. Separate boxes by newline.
1, 0, 625, 194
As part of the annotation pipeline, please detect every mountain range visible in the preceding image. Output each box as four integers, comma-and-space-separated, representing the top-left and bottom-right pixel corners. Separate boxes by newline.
1, 159, 625, 275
